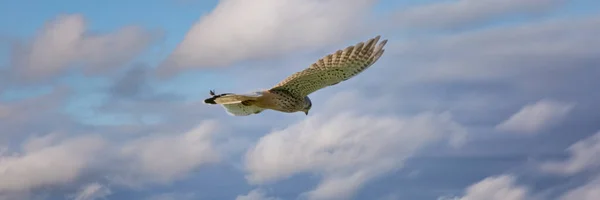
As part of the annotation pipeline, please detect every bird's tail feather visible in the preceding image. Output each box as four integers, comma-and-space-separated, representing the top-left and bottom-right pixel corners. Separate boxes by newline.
204, 92, 261, 105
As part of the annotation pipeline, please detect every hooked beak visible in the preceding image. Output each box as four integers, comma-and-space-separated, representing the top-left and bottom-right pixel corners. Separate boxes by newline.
304, 110, 309, 115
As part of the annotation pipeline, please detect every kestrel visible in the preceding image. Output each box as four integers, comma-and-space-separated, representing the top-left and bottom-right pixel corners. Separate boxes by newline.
204, 35, 388, 116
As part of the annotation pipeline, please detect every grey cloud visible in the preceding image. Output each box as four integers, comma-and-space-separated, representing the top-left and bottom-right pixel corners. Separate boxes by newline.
0, 192, 39, 200
392, 0, 565, 30
110, 65, 148, 98
109, 64, 182, 101
145, 192, 197, 200
86, 63, 189, 130
0, 86, 75, 144
387, 14, 600, 84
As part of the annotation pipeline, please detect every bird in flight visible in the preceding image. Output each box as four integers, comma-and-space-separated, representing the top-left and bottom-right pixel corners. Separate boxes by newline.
204, 35, 388, 116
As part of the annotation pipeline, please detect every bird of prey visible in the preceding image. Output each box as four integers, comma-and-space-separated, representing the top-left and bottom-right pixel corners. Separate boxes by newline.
204, 35, 388, 116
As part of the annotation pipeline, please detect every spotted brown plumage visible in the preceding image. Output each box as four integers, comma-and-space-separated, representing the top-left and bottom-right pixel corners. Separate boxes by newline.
204, 35, 388, 116
270, 35, 387, 98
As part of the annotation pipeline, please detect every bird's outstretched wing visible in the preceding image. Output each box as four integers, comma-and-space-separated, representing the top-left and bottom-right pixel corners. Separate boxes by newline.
221, 103, 265, 116
269, 35, 387, 97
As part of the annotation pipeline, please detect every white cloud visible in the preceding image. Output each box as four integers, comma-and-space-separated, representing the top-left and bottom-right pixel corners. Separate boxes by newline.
540, 131, 600, 175
496, 99, 574, 134
159, 0, 377, 74
393, 0, 564, 29
69, 183, 112, 200
559, 174, 600, 200
0, 119, 221, 195
11, 14, 160, 80
244, 110, 467, 200
448, 175, 530, 200
111, 120, 221, 187
236, 189, 280, 200
0, 134, 106, 192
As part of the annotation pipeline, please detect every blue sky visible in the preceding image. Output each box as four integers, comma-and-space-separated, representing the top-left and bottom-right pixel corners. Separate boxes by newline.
1, 0, 600, 200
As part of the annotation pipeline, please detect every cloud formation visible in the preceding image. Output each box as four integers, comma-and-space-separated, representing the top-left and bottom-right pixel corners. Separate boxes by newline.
236, 189, 280, 200
496, 99, 575, 134
541, 131, 600, 175
440, 175, 529, 200
0, 87, 73, 143
558, 174, 600, 200
10, 14, 161, 81
145, 192, 197, 200
392, 0, 564, 29
391, 14, 600, 84
0, 133, 106, 192
245, 109, 467, 200
0, 120, 220, 196
160, 0, 378, 75
69, 183, 112, 200
113, 120, 220, 187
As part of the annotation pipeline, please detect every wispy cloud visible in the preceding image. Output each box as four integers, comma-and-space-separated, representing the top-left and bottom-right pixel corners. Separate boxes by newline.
69, 183, 112, 200
392, 0, 565, 30
439, 174, 530, 200
541, 131, 600, 175
391, 14, 600, 83
558, 174, 600, 200
496, 99, 575, 134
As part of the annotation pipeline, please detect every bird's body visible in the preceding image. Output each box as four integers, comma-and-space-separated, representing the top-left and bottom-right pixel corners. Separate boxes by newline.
254, 89, 309, 113
204, 35, 388, 116
204, 89, 310, 115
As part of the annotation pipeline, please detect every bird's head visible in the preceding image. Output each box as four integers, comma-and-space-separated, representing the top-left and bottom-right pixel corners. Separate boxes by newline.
302, 96, 312, 115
